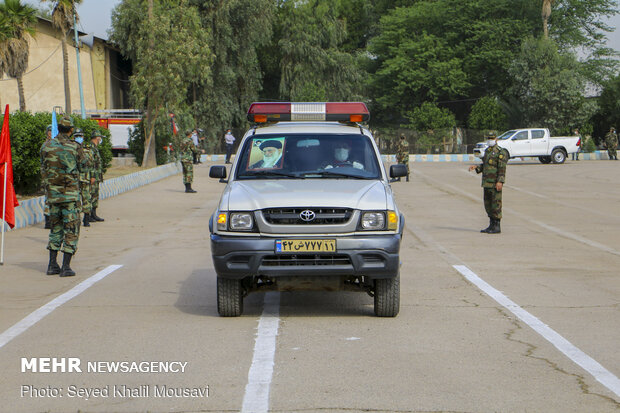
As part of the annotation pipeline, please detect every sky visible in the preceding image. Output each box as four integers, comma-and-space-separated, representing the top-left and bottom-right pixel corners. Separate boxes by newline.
23, 0, 620, 52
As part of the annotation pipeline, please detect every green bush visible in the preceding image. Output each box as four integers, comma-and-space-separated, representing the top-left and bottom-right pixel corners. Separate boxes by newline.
0, 112, 113, 195
583, 136, 597, 153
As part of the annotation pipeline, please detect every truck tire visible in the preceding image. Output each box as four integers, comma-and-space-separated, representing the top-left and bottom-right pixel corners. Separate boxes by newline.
539, 156, 552, 164
374, 273, 400, 317
551, 149, 566, 164
217, 277, 243, 317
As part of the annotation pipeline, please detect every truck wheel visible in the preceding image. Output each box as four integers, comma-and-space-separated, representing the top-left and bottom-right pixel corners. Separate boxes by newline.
217, 277, 243, 317
374, 273, 400, 317
551, 149, 566, 164
539, 156, 552, 164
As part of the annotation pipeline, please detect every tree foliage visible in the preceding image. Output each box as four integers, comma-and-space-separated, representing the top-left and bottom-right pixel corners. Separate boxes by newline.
468, 96, 508, 131
507, 37, 597, 133
190, 0, 274, 139
110, 0, 211, 165
597, 73, 620, 129
276, 0, 362, 101
0, 0, 37, 111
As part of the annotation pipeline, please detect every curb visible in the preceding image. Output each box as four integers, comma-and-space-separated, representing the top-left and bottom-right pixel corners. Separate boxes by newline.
204, 151, 612, 164
5, 162, 182, 231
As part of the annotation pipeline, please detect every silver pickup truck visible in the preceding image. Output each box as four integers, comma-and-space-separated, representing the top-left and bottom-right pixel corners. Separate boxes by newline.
209, 102, 408, 317
474, 128, 580, 164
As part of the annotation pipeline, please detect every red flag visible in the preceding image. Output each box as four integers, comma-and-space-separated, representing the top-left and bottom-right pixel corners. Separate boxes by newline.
0, 105, 19, 229
169, 113, 178, 136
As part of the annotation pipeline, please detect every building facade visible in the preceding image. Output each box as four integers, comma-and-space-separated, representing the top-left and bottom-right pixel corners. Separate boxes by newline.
0, 18, 130, 113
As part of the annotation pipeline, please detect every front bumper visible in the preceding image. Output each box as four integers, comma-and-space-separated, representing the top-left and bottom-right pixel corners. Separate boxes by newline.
210, 234, 401, 280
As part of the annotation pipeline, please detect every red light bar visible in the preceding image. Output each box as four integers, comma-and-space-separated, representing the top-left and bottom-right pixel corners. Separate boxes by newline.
247, 103, 291, 122
247, 102, 369, 123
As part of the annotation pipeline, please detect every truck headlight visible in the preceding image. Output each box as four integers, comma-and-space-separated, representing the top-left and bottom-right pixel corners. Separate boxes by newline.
229, 212, 254, 231
361, 212, 385, 230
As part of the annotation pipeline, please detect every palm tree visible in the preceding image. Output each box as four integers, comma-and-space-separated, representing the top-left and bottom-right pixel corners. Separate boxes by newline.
542, 0, 555, 39
43, 0, 83, 114
0, 0, 37, 112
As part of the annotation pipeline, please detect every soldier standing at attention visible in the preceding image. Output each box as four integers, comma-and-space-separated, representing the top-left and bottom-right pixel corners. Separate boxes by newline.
40, 117, 82, 277
605, 127, 618, 160
89, 131, 105, 222
41, 124, 53, 229
396, 134, 410, 182
468, 132, 508, 234
181, 129, 197, 193
74, 129, 94, 227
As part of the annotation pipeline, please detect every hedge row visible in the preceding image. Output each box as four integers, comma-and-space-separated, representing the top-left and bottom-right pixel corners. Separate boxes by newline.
0, 112, 113, 195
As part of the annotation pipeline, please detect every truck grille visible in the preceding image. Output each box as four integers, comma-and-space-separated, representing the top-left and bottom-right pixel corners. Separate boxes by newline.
261, 254, 351, 266
262, 208, 353, 225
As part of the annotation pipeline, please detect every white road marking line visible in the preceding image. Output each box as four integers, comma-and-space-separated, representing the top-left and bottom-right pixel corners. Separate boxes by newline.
419, 169, 620, 257
241, 292, 281, 413
454, 264, 620, 399
0, 265, 123, 350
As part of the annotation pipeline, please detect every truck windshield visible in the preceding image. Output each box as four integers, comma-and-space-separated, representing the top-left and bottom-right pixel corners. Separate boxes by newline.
498, 130, 516, 140
235, 133, 381, 180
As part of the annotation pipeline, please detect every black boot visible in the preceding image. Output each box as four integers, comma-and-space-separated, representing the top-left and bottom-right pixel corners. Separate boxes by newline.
91, 208, 104, 222
44, 215, 51, 229
46, 249, 61, 275
185, 183, 197, 193
487, 219, 501, 234
481, 218, 493, 233
83, 213, 90, 227
406, 174, 410, 182
60, 253, 75, 277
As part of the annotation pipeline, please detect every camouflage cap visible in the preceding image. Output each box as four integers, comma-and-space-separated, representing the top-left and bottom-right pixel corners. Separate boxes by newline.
46, 125, 52, 132
486, 131, 497, 138
185, 129, 193, 136
73, 128, 84, 136
91, 130, 103, 139
59, 117, 73, 128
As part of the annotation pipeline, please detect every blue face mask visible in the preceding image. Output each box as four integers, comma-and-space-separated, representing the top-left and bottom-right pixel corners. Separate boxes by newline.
75, 137, 84, 144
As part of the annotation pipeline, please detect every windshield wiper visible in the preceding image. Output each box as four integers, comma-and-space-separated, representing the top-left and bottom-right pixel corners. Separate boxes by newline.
242, 170, 303, 179
303, 170, 367, 179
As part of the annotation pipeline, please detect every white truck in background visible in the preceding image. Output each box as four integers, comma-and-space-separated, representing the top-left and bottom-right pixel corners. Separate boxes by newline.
473, 128, 580, 164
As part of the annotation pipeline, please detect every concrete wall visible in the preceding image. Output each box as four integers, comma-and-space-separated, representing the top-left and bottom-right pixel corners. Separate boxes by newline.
0, 20, 98, 113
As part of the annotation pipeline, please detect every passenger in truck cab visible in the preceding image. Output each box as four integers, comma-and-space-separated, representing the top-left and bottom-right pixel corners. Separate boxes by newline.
323, 140, 364, 170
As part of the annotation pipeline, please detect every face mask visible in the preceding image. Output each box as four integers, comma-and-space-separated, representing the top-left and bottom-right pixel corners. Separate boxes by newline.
335, 148, 349, 162
487, 139, 496, 147
75, 137, 84, 144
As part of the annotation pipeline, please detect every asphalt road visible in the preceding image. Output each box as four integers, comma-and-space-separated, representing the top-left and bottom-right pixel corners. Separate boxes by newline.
0, 159, 619, 413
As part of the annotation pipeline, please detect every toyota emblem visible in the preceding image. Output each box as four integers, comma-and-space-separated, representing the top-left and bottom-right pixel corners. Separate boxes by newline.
299, 210, 316, 222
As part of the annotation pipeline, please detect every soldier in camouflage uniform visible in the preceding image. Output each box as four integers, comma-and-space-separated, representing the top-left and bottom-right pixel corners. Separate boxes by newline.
40, 117, 83, 277
89, 131, 105, 222
605, 127, 618, 160
74, 129, 94, 227
396, 134, 410, 182
468, 132, 509, 234
41, 125, 53, 229
181, 129, 198, 193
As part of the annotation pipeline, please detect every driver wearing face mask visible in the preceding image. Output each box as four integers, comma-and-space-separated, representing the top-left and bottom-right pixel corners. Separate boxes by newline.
325, 141, 364, 170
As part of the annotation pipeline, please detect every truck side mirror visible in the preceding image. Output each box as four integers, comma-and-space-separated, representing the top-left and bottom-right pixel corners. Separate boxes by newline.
209, 165, 227, 183
390, 164, 408, 180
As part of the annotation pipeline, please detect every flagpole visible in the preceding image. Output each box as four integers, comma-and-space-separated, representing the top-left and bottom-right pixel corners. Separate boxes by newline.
1, 162, 7, 265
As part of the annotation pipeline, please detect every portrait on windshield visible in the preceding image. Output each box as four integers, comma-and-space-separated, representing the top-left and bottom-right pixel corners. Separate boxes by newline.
247, 138, 286, 170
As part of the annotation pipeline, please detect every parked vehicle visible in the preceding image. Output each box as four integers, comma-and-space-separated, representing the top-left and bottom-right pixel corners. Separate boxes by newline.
473, 128, 580, 164
87, 110, 141, 156
208, 102, 407, 317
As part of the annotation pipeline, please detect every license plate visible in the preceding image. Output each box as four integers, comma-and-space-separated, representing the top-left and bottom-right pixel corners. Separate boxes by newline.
275, 239, 336, 253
